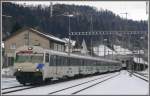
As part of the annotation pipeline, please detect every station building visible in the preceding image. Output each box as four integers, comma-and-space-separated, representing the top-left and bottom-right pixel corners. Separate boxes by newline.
3, 27, 66, 67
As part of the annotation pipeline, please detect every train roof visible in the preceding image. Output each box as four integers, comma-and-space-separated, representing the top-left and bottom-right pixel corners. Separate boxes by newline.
15, 45, 120, 63
44, 49, 120, 63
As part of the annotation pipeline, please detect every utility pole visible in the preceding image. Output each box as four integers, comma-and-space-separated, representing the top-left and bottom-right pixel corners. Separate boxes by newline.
68, 16, 71, 56
66, 14, 74, 56
120, 12, 128, 55
104, 39, 107, 58
146, 1, 149, 73
90, 15, 93, 56
146, 1, 149, 15
50, 2, 53, 17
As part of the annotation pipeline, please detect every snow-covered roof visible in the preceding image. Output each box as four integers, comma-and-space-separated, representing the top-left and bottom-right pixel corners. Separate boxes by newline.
30, 28, 66, 43
114, 45, 132, 55
1, 41, 4, 48
133, 57, 148, 65
93, 44, 117, 56
62, 38, 76, 46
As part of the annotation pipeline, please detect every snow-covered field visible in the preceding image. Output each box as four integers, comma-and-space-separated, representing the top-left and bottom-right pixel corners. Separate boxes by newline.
77, 71, 148, 95
1, 67, 15, 77
2, 71, 148, 95
1, 77, 20, 89
3, 72, 115, 95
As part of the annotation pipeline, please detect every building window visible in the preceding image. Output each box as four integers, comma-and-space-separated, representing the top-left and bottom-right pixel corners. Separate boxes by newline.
54, 43, 57, 51
10, 43, 16, 49
34, 40, 40, 46
61, 45, 64, 52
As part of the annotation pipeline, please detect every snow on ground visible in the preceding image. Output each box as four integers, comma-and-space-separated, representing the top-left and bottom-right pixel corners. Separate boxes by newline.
52, 73, 118, 95
133, 72, 148, 81
138, 69, 149, 75
77, 71, 148, 95
4, 71, 148, 95
1, 77, 20, 89
1, 67, 15, 77
5, 73, 115, 95
135, 68, 149, 78
2, 41, 4, 48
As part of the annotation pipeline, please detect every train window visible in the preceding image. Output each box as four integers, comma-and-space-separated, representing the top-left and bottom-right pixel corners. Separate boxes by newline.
59, 56, 61, 66
49, 56, 51, 66
63, 57, 66, 66
70, 58, 74, 66
52, 55, 56, 66
62, 57, 64, 66
56, 56, 59, 66
84, 60, 86, 66
71, 58, 73, 66
67, 57, 70, 66
79, 59, 81, 66
77, 58, 79, 66
45, 53, 49, 62
66, 57, 68, 66
61, 56, 63, 66
56, 56, 60, 66
86, 60, 88, 66
75, 58, 77, 66
50, 55, 53, 66
82, 59, 84, 66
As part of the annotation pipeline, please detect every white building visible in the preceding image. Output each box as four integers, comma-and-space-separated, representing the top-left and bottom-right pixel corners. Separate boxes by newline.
62, 38, 76, 52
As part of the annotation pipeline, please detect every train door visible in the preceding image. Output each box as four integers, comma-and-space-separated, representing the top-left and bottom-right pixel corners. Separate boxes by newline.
81, 59, 84, 74
78, 59, 82, 74
43, 53, 49, 79
49, 55, 57, 78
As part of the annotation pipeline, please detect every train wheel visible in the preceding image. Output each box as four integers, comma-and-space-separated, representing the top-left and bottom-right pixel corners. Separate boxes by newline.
22, 83, 27, 86
44, 78, 52, 84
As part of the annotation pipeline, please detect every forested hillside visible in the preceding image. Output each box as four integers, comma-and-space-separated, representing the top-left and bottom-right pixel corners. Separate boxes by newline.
2, 2, 148, 39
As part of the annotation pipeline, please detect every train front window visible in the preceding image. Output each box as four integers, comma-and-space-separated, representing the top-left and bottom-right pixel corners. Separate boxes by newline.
15, 53, 44, 63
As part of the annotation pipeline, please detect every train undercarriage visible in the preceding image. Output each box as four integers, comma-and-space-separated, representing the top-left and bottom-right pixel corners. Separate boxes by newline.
14, 69, 121, 85
14, 71, 43, 85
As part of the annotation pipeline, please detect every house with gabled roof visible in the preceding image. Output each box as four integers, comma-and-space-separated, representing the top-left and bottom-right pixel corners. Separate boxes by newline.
3, 27, 66, 66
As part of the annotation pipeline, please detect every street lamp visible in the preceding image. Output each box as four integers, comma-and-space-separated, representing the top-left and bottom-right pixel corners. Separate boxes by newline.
120, 12, 128, 55
62, 14, 74, 56
67, 14, 74, 56
50, 12, 75, 56
90, 15, 93, 56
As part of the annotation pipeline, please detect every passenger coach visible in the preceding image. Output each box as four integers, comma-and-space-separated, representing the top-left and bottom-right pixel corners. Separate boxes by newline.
14, 45, 122, 85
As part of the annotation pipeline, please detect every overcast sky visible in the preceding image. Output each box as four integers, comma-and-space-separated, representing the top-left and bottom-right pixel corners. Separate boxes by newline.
11, 1, 148, 21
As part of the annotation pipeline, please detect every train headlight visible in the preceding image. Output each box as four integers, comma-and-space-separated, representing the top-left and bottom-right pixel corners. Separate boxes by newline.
17, 68, 21, 71
36, 69, 40, 71
17, 67, 22, 71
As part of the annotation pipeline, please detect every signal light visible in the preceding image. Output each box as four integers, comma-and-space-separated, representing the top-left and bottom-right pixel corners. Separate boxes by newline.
28, 47, 33, 50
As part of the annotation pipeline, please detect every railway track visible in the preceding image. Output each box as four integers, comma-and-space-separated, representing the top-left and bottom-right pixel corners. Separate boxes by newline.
132, 73, 148, 82
48, 72, 120, 95
2, 72, 118, 95
2, 85, 35, 94
134, 72, 148, 78
127, 71, 148, 82
2, 85, 24, 90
